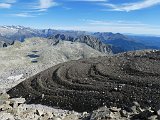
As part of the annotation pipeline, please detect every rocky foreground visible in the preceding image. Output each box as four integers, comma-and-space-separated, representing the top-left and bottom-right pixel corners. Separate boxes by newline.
7, 50, 160, 117
0, 93, 159, 120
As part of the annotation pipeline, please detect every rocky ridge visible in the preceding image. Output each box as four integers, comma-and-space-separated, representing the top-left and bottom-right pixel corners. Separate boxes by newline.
7, 50, 160, 113
0, 37, 105, 92
49, 34, 112, 54
0, 25, 112, 54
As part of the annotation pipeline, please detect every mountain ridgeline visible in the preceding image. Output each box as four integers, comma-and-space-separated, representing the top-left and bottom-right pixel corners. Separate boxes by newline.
0, 25, 160, 54
0, 26, 112, 54
49, 34, 112, 54
93, 32, 160, 54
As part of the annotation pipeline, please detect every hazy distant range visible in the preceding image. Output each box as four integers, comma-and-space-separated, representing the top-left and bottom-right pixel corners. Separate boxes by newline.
0, 25, 160, 54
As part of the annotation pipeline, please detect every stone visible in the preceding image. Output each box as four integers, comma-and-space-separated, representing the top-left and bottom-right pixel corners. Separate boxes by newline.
35, 109, 44, 116
46, 112, 54, 119
0, 112, 15, 120
110, 107, 121, 112
109, 111, 121, 120
130, 106, 138, 114
120, 110, 128, 117
82, 112, 88, 116
0, 93, 10, 100
0, 104, 12, 111
133, 101, 140, 107
131, 110, 154, 120
90, 106, 111, 120
53, 117, 62, 120
157, 110, 160, 116
10, 98, 25, 108
148, 115, 158, 120
63, 114, 79, 120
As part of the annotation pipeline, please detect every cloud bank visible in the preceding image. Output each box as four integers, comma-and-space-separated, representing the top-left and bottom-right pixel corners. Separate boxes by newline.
69, 0, 107, 1
0, 0, 16, 8
11, 0, 58, 17
54, 19, 160, 36
36, 0, 58, 11
103, 0, 160, 12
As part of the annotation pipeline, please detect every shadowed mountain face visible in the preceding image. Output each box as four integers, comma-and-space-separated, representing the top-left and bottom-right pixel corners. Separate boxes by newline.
8, 50, 160, 112
127, 35, 160, 49
0, 36, 14, 47
93, 32, 159, 54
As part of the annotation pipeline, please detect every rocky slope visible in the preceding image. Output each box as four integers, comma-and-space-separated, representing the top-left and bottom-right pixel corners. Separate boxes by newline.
0, 37, 105, 92
7, 50, 160, 113
49, 34, 112, 54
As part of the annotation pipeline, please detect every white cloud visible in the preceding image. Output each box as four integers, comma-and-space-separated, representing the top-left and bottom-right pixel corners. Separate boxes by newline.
0, 0, 16, 8
0, 3, 11, 8
12, 0, 58, 17
102, 0, 160, 12
86, 19, 147, 27
35, 0, 58, 10
4, 0, 16, 3
69, 0, 107, 1
63, 7, 72, 10
11, 13, 35, 17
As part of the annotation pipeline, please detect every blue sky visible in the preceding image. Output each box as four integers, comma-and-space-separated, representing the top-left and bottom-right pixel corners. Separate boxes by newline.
0, 0, 160, 35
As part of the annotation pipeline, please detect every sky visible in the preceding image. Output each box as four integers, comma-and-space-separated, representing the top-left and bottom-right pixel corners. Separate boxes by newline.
0, 0, 160, 35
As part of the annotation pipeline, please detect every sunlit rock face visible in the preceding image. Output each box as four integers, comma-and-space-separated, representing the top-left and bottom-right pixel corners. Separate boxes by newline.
8, 50, 160, 112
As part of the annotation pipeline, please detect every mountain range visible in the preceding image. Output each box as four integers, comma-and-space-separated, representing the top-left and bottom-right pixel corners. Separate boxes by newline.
49, 34, 112, 54
93, 32, 160, 53
0, 25, 160, 54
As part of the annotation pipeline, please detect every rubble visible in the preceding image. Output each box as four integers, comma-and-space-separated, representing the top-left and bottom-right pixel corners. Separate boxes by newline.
0, 93, 159, 120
